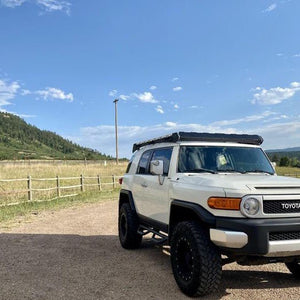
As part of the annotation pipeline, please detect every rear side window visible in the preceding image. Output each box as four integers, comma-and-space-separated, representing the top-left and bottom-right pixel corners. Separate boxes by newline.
151, 147, 173, 175
125, 153, 136, 173
137, 150, 152, 174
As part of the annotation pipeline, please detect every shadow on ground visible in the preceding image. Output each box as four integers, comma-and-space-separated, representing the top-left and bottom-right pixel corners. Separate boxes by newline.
0, 233, 298, 300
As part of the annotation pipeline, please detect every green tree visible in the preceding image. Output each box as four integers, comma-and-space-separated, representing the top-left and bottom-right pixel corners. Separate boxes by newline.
279, 156, 290, 167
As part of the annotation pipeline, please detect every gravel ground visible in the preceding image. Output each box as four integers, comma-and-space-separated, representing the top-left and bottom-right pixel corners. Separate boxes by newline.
0, 200, 300, 300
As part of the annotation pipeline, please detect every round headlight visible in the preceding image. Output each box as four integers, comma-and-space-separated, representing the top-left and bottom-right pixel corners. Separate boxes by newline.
242, 197, 259, 216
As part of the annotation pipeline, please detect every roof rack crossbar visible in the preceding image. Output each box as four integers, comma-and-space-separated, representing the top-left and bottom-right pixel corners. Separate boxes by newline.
132, 132, 263, 152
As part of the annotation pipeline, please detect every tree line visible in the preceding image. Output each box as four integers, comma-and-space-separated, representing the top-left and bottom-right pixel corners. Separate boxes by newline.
268, 153, 300, 168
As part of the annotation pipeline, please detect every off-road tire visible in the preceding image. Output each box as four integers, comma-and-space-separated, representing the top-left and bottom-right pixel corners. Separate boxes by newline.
170, 221, 222, 297
118, 203, 142, 249
286, 261, 300, 279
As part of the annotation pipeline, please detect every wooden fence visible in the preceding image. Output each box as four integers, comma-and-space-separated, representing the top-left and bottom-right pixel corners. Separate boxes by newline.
0, 174, 121, 207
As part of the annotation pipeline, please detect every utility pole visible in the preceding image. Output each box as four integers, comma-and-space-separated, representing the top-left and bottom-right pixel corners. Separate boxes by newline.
113, 99, 119, 164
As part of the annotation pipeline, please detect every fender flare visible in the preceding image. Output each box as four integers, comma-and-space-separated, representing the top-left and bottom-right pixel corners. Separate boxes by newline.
119, 189, 136, 212
169, 199, 216, 228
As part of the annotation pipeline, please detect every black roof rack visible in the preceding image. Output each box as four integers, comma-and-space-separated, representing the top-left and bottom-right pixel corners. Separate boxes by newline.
132, 132, 263, 152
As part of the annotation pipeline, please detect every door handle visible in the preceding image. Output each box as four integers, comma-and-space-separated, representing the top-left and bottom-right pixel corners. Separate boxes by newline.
141, 182, 148, 188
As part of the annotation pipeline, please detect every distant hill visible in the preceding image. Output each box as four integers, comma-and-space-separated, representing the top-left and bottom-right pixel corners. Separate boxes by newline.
266, 148, 300, 161
0, 112, 112, 160
267, 147, 300, 153
266, 148, 300, 168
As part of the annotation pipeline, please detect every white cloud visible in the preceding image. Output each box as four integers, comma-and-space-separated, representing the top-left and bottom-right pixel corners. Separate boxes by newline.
155, 105, 164, 114
251, 82, 300, 105
276, 53, 284, 57
70, 122, 236, 158
290, 82, 300, 88
212, 111, 276, 126
174, 104, 179, 110
1, 0, 71, 14
119, 94, 130, 101
172, 77, 179, 82
263, 3, 277, 12
173, 86, 182, 92
165, 121, 177, 127
108, 90, 118, 97
36, 87, 74, 102
149, 85, 157, 90
69, 117, 300, 158
1, 0, 25, 7
293, 54, 300, 58
133, 92, 158, 103
189, 105, 199, 109
263, 114, 288, 123
36, 0, 70, 14
250, 121, 300, 150
0, 79, 20, 108
21, 89, 31, 95
0, 79, 35, 117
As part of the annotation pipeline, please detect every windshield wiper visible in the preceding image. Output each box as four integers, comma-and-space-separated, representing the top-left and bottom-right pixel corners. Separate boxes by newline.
242, 170, 274, 175
217, 169, 244, 174
186, 168, 217, 174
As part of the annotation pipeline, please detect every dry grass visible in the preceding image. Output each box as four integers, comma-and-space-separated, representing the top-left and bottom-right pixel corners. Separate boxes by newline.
0, 161, 127, 206
276, 166, 300, 177
0, 161, 127, 178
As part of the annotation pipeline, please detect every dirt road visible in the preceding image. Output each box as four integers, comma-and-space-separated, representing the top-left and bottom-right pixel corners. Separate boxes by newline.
0, 200, 299, 300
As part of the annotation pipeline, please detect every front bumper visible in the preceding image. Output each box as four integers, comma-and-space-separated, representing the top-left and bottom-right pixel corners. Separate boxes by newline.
210, 217, 300, 256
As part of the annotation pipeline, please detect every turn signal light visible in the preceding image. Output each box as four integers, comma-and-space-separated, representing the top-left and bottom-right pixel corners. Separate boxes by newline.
208, 197, 241, 210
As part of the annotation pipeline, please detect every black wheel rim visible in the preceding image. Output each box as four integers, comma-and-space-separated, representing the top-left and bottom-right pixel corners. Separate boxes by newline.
120, 213, 127, 238
175, 238, 194, 281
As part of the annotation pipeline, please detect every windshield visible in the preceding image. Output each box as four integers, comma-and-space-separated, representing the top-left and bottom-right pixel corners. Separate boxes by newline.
178, 146, 275, 174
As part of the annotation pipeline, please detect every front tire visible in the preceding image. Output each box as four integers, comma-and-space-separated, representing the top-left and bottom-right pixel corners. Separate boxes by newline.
118, 202, 142, 249
170, 221, 222, 297
286, 260, 300, 279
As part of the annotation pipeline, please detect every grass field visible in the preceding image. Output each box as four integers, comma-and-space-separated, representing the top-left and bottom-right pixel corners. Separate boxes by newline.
0, 161, 127, 226
0, 160, 127, 179
275, 166, 300, 177
0, 161, 127, 206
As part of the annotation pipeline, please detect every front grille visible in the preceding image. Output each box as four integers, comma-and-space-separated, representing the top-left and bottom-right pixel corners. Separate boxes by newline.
269, 231, 300, 241
263, 199, 300, 214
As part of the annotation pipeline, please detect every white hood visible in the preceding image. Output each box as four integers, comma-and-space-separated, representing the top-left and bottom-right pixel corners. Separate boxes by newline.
177, 173, 300, 194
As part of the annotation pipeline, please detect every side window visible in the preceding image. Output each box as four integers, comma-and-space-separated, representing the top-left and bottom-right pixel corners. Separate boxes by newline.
137, 150, 152, 174
125, 162, 132, 173
125, 152, 138, 173
151, 148, 173, 175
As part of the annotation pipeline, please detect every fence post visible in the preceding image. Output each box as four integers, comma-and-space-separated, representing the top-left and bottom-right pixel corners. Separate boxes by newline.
56, 175, 61, 197
27, 175, 32, 201
112, 175, 116, 189
97, 175, 102, 191
80, 174, 85, 192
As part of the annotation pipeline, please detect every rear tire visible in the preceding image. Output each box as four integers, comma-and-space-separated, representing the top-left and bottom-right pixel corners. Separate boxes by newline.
118, 202, 142, 249
170, 221, 222, 297
286, 261, 300, 279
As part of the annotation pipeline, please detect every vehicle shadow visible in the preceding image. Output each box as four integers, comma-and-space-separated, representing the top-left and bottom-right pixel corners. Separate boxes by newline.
0, 233, 298, 300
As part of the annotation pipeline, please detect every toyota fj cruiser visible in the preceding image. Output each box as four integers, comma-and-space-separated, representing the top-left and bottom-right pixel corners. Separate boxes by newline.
118, 132, 300, 297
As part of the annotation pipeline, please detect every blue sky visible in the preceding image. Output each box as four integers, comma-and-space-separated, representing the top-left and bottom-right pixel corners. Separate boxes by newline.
1, 0, 300, 157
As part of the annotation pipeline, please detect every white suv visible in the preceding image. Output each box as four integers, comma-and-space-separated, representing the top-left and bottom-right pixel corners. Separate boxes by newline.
118, 132, 300, 297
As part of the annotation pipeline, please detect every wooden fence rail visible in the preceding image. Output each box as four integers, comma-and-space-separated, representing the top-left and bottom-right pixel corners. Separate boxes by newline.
0, 174, 122, 207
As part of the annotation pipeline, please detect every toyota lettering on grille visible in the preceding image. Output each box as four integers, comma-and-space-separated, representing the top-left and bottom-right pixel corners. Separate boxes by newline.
281, 203, 300, 209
